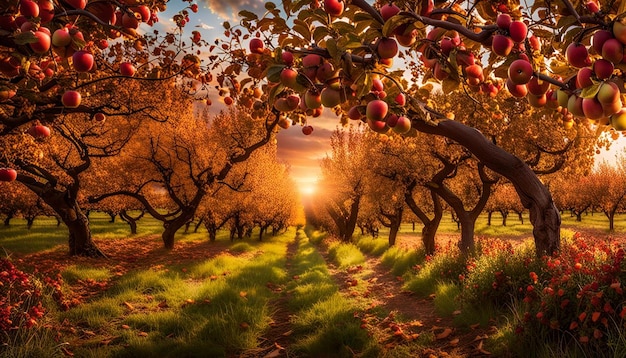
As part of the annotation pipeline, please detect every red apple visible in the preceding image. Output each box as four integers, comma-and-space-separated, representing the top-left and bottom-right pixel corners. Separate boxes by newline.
597, 81, 620, 104
582, 97, 604, 119
509, 21, 528, 42
304, 90, 322, 109
20, 0, 39, 18
592, 30, 614, 54
316, 62, 335, 82
347, 106, 363, 120
601, 38, 624, 64
120, 62, 136, 76
132, 5, 150, 22
94, 112, 106, 121
72, 50, 94, 72
249, 38, 264, 54
29, 30, 50, 54
37, 0, 54, 23
320, 87, 342, 108
593, 58, 614, 80
381, 3, 400, 21
324, 0, 344, 17
377, 37, 398, 59
280, 68, 298, 88
62, 90, 81, 108
395, 93, 406, 106
52, 28, 71, 47
367, 119, 388, 133
527, 93, 547, 107
281, 51, 294, 66
576, 67, 594, 88
27, 124, 51, 139
566, 42, 591, 68
392, 116, 411, 134
567, 95, 585, 117
527, 76, 550, 95
492, 34, 514, 57
0, 168, 17, 182
366, 99, 388, 121
505, 78, 528, 97
496, 13, 511, 29
508, 60, 533, 85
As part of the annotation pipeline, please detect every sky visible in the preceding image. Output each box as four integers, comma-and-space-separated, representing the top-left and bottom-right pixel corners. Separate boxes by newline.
155, 1, 626, 194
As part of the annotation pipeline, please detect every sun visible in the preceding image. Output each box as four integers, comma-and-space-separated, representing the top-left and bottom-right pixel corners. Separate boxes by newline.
299, 185, 317, 196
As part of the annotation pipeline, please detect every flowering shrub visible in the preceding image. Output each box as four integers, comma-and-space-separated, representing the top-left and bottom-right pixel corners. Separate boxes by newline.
518, 233, 626, 352
0, 258, 45, 336
461, 238, 542, 308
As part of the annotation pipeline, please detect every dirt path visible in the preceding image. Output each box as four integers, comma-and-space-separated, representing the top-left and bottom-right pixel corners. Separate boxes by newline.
316, 239, 496, 357
239, 234, 299, 358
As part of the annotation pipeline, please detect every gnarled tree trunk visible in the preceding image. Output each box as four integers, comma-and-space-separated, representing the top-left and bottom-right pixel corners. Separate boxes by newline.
413, 119, 561, 256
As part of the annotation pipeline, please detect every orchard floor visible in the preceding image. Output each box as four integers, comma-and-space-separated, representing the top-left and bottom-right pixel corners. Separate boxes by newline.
7, 220, 626, 357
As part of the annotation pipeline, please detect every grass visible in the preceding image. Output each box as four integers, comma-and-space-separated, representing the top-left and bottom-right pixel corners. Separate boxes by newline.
286, 229, 379, 357
1, 228, 297, 357
327, 241, 366, 268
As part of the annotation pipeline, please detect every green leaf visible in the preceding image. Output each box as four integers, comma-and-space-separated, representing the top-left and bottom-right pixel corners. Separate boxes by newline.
266, 64, 286, 83
326, 38, 338, 60
313, 26, 329, 44
13, 31, 38, 45
238, 10, 258, 21
580, 82, 601, 98
293, 20, 311, 41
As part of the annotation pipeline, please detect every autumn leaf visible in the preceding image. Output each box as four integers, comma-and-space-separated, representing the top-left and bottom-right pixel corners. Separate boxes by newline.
61, 347, 74, 357
435, 328, 453, 340
122, 301, 135, 310
449, 338, 460, 346
239, 291, 248, 298
240, 322, 250, 329
121, 324, 130, 330
264, 350, 281, 358
592, 311, 601, 322
138, 331, 148, 337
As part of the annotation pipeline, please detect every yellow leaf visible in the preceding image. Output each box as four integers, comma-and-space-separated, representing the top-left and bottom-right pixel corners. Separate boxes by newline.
239, 291, 248, 298
138, 332, 148, 337
123, 302, 135, 310
449, 338, 459, 346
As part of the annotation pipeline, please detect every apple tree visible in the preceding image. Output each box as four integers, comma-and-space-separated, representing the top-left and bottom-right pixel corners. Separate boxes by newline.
0, 0, 221, 256
229, 0, 626, 255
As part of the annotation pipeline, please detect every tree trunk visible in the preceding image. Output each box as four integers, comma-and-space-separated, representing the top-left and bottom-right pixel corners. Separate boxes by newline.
487, 211, 492, 226
119, 210, 141, 235
518, 211, 524, 224
3, 212, 13, 226
161, 212, 194, 249
207, 226, 217, 242
42, 193, 105, 257
194, 218, 204, 233
501, 211, 508, 226
388, 223, 400, 246
421, 221, 438, 255
107, 212, 116, 223
575, 212, 583, 222
413, 119, 561, 256
26, 217, 35, 229
459, 216, 476, 253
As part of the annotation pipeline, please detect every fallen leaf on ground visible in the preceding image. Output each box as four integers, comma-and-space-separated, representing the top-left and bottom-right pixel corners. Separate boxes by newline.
158, 300, 169, 308
240, 322, 250, 329
121, 324, 130, 330
240, 291, 248, 298
452, 310, 462, 315
123, 302, 135, 310
282, 330, 292, 336
435, 328, 453, 340
138, 332, 148, 337
449, 338, 459, 346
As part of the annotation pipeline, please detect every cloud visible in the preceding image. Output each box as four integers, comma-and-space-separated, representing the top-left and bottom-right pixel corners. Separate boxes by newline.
198, 23, 215, 30
200, 0, 264, 21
